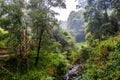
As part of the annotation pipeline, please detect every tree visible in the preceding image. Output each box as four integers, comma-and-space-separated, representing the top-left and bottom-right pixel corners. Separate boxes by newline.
83, 0, 119, 41
0, 0, 24, 53
111, 0, 120, 10
28, 0, 66, 66
0, 0, 31, 72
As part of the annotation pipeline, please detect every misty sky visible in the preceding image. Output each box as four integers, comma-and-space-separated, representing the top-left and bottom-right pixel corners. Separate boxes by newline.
52, 0, 79, 21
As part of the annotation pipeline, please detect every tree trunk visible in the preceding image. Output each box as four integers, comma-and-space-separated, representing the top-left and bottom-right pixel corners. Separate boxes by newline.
35, 29, 44, 66
104, 1, 109, 22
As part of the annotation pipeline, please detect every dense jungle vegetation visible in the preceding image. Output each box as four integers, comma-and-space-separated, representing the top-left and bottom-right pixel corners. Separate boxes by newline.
0, 0, 120, 80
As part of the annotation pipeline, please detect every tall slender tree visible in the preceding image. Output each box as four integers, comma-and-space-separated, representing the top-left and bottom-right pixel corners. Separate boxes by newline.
28, 0, 66, 66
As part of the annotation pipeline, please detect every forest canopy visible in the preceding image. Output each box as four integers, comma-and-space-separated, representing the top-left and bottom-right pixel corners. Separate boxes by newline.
0, 0, 120, 80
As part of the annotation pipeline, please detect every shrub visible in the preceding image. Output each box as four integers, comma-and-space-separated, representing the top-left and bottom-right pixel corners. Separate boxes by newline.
79, 46, 93, 63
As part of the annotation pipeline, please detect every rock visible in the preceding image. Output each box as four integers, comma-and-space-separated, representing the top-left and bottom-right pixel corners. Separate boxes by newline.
63, 65, 80, 80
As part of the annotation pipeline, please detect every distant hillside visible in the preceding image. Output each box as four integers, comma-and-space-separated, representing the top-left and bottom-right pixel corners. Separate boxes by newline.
67, 10, 85, 42
59, 21, 67, 30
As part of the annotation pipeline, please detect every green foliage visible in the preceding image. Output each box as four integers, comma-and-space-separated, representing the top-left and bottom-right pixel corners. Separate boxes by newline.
0, 50, 68, 80
110, 9, 120, 32
80, 46, 92, 63
30, 52, 68, 79
84, 0, 120, 41
0, 0, 67, 80
100, 23, 115, 38
1, 70, 54, 80
0, 27, 9, 47
80, 36, 120, 80
111, 0, 120, 9
1, 0, 120, 80
115, 38, 120, 51
53, 27, 77, 54
76, 42, 87, 49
